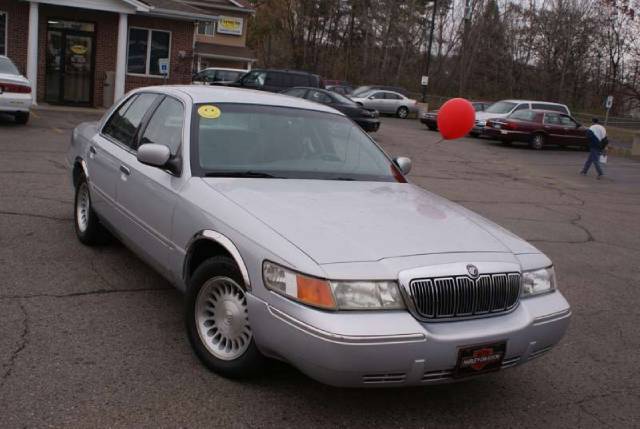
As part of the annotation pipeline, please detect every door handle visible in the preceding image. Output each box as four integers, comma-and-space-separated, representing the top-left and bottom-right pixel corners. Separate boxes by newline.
119, 165, 131, 176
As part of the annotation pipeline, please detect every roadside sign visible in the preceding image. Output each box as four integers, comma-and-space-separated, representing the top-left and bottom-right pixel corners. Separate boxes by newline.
421, 75, 429, 86
159, 58, 169, 76
605, 95, 614, 109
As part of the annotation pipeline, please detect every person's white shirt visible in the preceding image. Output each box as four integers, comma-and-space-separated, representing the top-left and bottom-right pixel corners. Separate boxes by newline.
590, 124, 606, 141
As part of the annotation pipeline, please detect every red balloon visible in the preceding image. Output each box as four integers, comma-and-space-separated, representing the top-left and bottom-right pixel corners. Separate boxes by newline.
437, 98, 476, 140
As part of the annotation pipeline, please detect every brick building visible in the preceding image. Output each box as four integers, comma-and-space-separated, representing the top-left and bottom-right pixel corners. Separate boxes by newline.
0, 0, 255, 108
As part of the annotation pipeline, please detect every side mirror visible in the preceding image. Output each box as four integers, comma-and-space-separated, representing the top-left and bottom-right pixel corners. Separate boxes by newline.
368, 95, 376, 100
394, 157, 412, 175
137, 144, 171, 168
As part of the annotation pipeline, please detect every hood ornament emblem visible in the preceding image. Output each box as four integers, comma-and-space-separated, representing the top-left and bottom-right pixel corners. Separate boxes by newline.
467, 264, 479, 278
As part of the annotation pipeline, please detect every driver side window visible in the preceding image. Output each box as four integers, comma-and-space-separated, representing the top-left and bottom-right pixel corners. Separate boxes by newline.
139, 96, 184, 155
371, 92, 385, 99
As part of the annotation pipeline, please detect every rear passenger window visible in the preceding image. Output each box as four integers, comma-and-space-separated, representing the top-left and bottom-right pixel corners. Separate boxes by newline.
103, 93, 158, 147
544, 113, 561, 125
139, 97, 184, 155
291, 74, 310, 87
266, 72, 287, 87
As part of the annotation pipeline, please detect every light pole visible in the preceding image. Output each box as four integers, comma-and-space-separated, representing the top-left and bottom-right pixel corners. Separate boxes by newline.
422, 0, 438, 103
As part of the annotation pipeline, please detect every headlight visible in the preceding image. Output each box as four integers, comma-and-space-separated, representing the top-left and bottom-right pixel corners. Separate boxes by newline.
262, 261, 405, 310
522, 266, 556, 296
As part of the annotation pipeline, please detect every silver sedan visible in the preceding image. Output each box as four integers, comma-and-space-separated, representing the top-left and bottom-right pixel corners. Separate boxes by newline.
67, 86, 570, 387
350, 90, 418, 119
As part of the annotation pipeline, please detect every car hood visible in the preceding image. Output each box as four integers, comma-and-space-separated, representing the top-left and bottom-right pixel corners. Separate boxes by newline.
0, 73, 29, 85
203, 179, 539, 264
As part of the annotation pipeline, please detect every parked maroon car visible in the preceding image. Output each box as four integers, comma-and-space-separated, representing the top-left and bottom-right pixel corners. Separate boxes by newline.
484, 109, 588, 150
420, 101, 492, 131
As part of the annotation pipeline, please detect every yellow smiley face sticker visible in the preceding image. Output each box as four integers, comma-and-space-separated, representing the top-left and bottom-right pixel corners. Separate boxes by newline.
198, 105, 221, 119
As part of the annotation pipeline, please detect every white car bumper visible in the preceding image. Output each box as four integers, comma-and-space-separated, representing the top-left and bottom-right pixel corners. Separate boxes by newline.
0, 92, 33, 113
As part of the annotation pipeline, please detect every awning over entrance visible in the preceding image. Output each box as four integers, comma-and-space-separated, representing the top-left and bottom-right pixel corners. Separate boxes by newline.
194, 42, 256, 63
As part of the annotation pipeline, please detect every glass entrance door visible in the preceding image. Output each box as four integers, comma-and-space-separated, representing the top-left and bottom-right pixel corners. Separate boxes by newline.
45, 21, 95, 105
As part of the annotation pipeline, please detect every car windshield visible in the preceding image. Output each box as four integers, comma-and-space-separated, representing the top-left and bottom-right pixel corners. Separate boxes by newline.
331, 92, 358, 106
485, 101, 517, 114
351, 87, 373, 97
216, 70, 244, 81
0, 57, 20, 75
192, 103, 400, 182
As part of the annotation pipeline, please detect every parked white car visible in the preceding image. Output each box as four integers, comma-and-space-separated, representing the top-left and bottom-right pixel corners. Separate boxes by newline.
0, 55, 32, 124
351, 90, 418, 119
473, 100, 570, 136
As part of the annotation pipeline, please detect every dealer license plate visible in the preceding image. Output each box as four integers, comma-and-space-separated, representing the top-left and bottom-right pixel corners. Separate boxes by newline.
454, 341, 506, 378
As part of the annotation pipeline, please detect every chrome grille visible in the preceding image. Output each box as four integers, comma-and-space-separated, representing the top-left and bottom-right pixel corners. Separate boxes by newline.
409, 273, 521, 320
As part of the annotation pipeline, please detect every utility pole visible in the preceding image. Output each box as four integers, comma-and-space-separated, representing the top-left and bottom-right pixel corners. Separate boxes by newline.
458, 0, 472, 95
421, 0, 438, 102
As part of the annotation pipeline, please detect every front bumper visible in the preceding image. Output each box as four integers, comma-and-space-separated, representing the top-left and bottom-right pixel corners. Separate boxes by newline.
355, 117, 380, 132
0, 92, 32, 113
248, 291, 570, 387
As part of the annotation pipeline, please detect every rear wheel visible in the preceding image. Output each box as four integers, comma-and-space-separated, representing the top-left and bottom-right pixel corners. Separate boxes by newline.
186, 256, 265, 378
397, 106, 409, 119
530, 133, 545, 150
14, 112, 29, 124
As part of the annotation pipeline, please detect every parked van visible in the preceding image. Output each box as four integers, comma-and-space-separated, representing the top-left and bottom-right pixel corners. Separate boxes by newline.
224, 69, 323, 93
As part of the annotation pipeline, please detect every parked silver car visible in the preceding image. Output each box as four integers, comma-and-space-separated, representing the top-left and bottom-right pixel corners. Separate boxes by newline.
350, 90, 418, 119
67, 86, 570, 387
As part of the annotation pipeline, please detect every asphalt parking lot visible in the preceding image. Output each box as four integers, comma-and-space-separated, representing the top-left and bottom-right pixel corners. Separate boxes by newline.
1, 109, 639, 428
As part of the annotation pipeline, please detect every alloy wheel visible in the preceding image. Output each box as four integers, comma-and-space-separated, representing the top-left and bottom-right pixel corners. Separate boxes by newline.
195, 277, 252, 361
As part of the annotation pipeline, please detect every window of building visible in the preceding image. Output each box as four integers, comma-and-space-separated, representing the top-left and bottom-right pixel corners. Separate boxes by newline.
127, 27, 171, 76
0, 12, 7, 56
198, 21, 215, 36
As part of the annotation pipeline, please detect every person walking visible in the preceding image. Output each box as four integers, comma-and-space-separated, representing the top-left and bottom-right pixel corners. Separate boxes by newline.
580, 118, 608, 179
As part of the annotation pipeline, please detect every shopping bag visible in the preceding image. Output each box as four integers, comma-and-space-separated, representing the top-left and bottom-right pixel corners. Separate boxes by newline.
599, 154, 608, 164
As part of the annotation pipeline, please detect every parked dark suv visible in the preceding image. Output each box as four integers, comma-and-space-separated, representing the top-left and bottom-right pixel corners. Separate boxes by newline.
225, 69, 323, 93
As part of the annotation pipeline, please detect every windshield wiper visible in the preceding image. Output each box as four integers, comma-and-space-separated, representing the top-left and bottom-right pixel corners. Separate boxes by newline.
327, 177, 357, 181
204, 171, 285, 179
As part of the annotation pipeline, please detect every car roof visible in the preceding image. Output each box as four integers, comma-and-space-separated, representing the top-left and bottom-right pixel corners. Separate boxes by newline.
200, 67, 247, 72
136, 85, 344, 115
251, 68, 320, 77
500, 99, 567, 106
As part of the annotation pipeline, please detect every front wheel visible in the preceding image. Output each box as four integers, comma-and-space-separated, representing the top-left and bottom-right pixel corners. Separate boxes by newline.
74, 175, 106, 245
397, 106, 409, 119
530, 133, 545, 150
186, 256, 265, 379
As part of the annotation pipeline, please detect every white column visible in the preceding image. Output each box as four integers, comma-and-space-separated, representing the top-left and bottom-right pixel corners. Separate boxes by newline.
114, 13, 128, 103
27, 2, 39, 104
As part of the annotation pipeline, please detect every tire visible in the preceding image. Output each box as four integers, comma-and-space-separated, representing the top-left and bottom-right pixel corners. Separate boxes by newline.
74, 175, 106, 245
501, 139, 512, 146
530, 133, 545, 150
397, 106, 409, 119
14, 112, 29, 125
185, 256, 264, 379
469, 132, 479, 138
427, 125, 437, 131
